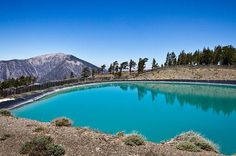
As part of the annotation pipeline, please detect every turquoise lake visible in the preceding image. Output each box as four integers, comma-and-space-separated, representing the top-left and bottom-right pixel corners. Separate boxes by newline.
12, 82, 236, 154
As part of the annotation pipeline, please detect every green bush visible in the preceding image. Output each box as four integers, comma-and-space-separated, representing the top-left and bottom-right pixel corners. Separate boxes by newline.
33, 126, 46, 133
176, 141, 201, 152
20, 136, 53, 154
20, 136, 65, 156
0, 109, 13, 117
51, 117, 73, 127
123, 134, 145, 146
174, 131, 219, 153
194, 139, 217, 152
47, 144, 65, 156
116, 131, 125, 137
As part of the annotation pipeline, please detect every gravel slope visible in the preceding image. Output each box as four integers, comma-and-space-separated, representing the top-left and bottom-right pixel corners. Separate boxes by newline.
0, 116, 221, 156
131, 66, 236, 80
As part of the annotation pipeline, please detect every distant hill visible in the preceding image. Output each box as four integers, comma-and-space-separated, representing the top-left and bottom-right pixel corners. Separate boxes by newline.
0, 53, 99, 82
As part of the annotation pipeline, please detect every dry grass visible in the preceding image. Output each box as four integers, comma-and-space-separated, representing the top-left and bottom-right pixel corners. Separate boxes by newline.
0, 115, 221, 156
0, 109, 13, 117
94, 66, 236, 81
20, 136, 65, 156
176, 141, 201, 152
131, 66, 236, 80
51, 117, 73, 127
169, 131, 219, 153
116, 131, 125, 138
123, 133, 145, 146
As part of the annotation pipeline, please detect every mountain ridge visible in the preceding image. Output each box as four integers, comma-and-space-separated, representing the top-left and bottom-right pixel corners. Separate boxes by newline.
0, 53, 99, 82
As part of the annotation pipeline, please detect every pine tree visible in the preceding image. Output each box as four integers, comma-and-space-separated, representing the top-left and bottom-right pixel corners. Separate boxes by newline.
138, 58, 148, 74
213, 46, 222, 65
152, 58, 158, 69
193, 50, 201, 65
170, 52, 177, 65
92, 69, 97, 78
112, 61, 119, 73
100, 64, 106, 74
202, 47, 213, 65
186, 52, 193, 65
165, 52, 171, 66
119, 61, 128, 75
108, 64, 113, 74
129, 59, 136, 74
81, 67, 91, 79
221, 45, 236, 65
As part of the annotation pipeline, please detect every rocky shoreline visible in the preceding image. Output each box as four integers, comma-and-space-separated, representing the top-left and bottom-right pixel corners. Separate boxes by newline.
0, 115, 221, 156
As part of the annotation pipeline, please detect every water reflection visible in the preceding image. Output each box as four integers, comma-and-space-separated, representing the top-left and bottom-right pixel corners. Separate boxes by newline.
47, 82, 236, 116
115, 82, 236, 116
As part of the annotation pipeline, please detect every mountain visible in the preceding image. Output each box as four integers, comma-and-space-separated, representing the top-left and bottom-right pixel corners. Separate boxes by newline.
0, 53, 100, 82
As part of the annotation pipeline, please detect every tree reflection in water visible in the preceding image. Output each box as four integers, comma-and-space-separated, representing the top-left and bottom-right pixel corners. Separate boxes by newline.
56, 82, 236, 116
115, 82, 236, 116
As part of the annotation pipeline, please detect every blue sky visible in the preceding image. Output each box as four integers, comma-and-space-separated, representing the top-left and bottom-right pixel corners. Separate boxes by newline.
0, 0, 236, 67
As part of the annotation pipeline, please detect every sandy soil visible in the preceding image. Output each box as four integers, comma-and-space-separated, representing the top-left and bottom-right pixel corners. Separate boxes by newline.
130, 66, 236, 80
0, 116, 221, 156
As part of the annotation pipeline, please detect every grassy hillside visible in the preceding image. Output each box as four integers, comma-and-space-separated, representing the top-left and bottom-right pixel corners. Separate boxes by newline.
96, 66, 236, 81
133, 66, 236, 80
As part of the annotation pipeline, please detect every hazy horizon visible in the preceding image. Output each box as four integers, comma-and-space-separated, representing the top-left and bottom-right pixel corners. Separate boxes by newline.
0, 0, 236, 67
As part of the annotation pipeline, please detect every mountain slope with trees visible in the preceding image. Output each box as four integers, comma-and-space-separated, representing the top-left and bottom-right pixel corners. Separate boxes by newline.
0, 53, 99, 82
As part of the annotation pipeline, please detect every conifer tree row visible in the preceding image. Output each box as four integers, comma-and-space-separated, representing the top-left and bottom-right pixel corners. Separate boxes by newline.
105, 45, 236, 76
0, 76, 36, 90
165, 45, 236, 66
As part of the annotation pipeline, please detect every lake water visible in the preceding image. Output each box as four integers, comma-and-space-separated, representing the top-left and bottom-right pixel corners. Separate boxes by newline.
12, 82, 236, 154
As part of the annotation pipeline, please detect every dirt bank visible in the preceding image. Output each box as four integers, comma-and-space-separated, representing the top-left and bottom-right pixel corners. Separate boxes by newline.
130, 66, 236, 80
0, 116, 221, 156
